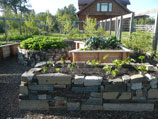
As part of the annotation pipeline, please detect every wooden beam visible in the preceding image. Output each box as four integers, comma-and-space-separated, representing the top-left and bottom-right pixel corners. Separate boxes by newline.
109, 18, 112, 36
115, 17, 118, 37
118, 16, 123, 41
152, 11, 158, 55
129, 12, 135, 35
3, 18, 8, 41
19, 19, 22, 35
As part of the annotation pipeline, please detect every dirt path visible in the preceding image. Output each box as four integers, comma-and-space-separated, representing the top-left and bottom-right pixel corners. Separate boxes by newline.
0, 57, 158, 119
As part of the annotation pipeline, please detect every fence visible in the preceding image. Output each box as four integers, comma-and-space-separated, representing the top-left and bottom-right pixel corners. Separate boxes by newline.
99, 8, 158, 55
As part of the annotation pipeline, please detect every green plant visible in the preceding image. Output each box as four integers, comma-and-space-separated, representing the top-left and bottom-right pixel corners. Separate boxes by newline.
103, 55, 108, 60
20, 36, 67, 51
135, 56, 147, 74
85, 36, 121, 50
42, 66, 48, 73
103, 65, 119, 77
125, 57, 136, 64
67, 62, 77, 73
86, 60, 100, 67
56, 68, 60, 72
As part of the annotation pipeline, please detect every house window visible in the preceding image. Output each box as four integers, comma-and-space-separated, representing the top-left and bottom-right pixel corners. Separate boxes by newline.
101, 3, 108, 12
97, 3, 100, 12
109, 3, 112, 12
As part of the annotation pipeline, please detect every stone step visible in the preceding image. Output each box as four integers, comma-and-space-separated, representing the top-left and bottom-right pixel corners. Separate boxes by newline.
103, 103, 154, 112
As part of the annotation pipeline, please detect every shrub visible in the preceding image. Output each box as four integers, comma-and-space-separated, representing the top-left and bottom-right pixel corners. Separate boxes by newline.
85, 36, 121, 50
0, 34, 33, 41
20, 36, 67, 51
122, 31, 152, 53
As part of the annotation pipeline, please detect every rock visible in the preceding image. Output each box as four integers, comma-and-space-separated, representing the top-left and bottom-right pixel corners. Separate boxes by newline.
130, 74, 146, 83
84, 76, 103, 86
131, 82, 142, 90
28, 84, 54, 92
103, 103, 154, 111
19, 86, 28, 95
146, 65, 158, 71
145, 74, 156, 81
109, 78, 123, 83
72, 87, 99, 93
21, 71, 35, 82
34, 61, 47, 67
54, 97, 67, 107
81, 105, 103, 110
67, 102, 80, 110
54, 85, 66, 88
90, 92, 102, 98
19, 100, 49, 110
136, 90, 144, 97
119, 92, 131, 100
104, 84, 127, 92
74, 75, 84, 85
38, 94, 47, 100
122, 75, 131, 83
37, 73, 72, 85
150, 78, 158, 89
103, 92, 119, 100
84, 97, 102, 105
148, 89, 158, 99
29, 68, 42, 73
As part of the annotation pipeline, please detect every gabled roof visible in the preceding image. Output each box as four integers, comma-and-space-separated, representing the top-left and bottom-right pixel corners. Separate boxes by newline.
79, 0, 130, 5
77, 0, 131, 15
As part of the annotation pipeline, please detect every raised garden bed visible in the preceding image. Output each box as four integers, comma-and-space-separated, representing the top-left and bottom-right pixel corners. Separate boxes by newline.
70, 41, 132, 63
0, 43, 19, 60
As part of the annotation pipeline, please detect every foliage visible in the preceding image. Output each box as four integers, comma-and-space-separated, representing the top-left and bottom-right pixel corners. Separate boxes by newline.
134, 17, 155, 25
42, 66, 48, 73
0, 34, 32, 41
67, 62, 77, 73
85, 36, 121, 50
56, 68, 60, 72
122, 31, 152, 53
20, 36, 67, 51
135, 56, 147, 74
86, 60, 100, 67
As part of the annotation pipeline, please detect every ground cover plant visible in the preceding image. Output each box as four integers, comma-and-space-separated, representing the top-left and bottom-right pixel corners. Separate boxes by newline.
20, 36, 67, 51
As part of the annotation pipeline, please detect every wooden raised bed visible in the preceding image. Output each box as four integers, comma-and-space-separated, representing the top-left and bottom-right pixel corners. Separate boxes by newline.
0, 43, 20, 60
70, 41, 132, 63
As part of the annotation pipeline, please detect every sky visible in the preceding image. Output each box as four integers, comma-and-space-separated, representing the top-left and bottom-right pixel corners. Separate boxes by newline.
28, 0, 158, 15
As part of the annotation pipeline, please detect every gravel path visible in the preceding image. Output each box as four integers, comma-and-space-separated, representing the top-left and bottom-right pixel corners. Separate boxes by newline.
0, 57, 158, 119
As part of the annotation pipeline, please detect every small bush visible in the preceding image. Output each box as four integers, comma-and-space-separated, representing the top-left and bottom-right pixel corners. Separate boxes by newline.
20, 36, 67, 51
0, 34, 33, 41
85, 36, 121, 50
122, 31, 152, 53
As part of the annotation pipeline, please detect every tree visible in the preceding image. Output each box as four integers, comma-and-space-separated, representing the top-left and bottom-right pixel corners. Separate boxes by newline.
0, 0, 31, 14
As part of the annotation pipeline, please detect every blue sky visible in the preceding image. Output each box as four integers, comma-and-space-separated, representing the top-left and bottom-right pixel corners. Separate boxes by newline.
29, 0, 158, 15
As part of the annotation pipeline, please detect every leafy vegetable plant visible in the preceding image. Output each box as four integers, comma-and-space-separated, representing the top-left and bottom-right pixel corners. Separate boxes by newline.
42, 66, 48, 73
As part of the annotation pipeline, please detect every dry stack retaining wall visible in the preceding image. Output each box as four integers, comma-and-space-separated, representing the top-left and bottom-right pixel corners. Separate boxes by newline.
19, 64, 158, 111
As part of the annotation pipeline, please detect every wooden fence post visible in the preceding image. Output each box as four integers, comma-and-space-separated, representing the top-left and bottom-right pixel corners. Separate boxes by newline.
109, 18, 112, 36
19, 18, 22, 35
129, 12, 135, 35
115, 17, 118, 37
3, 18, 8, 41
152, 11, 158, 55
104, 20, 107, 31
118, 16, 123, 41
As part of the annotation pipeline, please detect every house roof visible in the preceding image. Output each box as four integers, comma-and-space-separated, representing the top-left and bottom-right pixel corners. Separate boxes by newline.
79, 0, 130, 5
77, 0, 131, 15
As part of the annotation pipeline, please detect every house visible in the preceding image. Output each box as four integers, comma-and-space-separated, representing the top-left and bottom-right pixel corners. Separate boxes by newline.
77, 0, 131, 29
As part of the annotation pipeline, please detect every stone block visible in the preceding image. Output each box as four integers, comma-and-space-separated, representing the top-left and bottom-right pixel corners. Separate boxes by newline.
84, 76, 103, 86
131, 83, 142, 90
37, 73, 72, 85
29, 68, 42, 73
109, 78, 123, 83
54, 85, 66, 88
19, 100, 49, 110
150, 79, 158, 89
72, 87, 99, 93
81, 105, 103, 110
21, 71, 35, 82
35, 61, 47, 67
67, 102, 80, 110
90, 92, 102, 98
74, 75, 84, 85
145, 74, 156, 81
122, 75, 131, 83
19, 86, 28, 95
84, 97, 102, 105
148, 89, 158, 99
38, 94, 47, 100
130, 74, 146, 83
119, 92, 131, 100
103, 103, 154, 111
104, 84, 127, 92
136, 90, 144, 97
103, 92, 119, 100
28, 84, 54, 92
